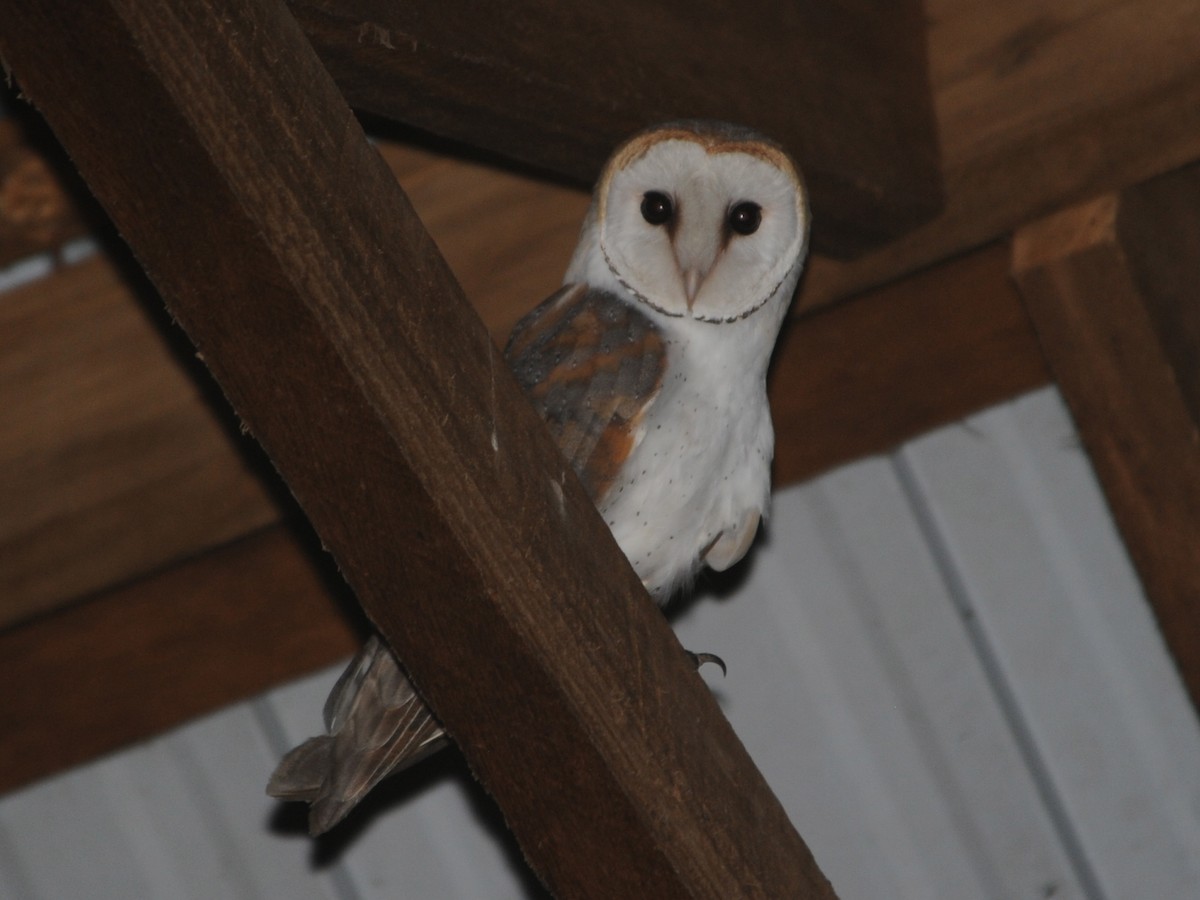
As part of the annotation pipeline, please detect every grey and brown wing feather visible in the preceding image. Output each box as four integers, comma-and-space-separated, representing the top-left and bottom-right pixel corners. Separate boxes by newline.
268, 284, 663, 834
266, 635, 448, 835
505, 283, 666, 503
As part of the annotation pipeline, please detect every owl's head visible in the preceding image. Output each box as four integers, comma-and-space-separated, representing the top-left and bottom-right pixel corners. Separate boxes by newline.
584, 121, 809, 324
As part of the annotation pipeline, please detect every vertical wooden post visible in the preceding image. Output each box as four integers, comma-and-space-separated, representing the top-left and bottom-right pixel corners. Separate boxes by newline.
0, 0, 837, 896
1012, 172, 1200, 709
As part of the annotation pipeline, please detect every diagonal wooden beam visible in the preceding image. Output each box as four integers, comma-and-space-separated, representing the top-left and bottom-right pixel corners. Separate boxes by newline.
1012, 170, 1200, 710
0, 1, 836, 896
289, 0, 942, 258
0, 526, 361, 795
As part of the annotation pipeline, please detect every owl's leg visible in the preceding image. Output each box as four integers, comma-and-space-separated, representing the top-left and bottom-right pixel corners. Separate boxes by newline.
686, 649, 727, 676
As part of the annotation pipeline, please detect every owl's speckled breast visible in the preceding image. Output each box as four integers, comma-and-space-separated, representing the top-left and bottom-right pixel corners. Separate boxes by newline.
597, 316, 776, 602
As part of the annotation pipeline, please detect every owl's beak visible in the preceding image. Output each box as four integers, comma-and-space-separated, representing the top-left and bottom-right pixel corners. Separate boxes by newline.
682, 268, 704, 310
673, 222, 718, 312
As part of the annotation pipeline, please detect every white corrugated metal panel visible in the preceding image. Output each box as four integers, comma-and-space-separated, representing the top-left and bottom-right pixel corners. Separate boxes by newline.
3, 386, 1198, 898
897, 390, 1200, 898
0, 705, 341, 900
673, 457, 1083, 899
0, 256, 54, 294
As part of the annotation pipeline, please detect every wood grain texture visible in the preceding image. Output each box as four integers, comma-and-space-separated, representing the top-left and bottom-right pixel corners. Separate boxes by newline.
0, 1, 836, 896
0, 526, 359, 795
290, 0, 943, 258
374, 141, 588, 344
0, 256, 279, 627
1013, 181, 1200, 710
773, 244, 1049, 485
799, 0, 1200, 309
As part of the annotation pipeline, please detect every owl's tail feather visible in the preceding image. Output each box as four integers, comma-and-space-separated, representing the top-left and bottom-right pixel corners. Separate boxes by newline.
266, 634, 450, 835
266, 737, 332, 802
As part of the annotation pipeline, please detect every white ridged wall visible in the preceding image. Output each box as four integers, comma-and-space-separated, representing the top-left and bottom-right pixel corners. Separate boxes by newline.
4, 387, 1199, 899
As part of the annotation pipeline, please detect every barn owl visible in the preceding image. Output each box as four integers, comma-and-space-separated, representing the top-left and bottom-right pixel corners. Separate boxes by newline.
268, 121, 810, 834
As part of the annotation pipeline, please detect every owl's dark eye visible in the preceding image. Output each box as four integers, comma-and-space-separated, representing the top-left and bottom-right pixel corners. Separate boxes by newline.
728, 201, 762, 236
640, 191, 674, 226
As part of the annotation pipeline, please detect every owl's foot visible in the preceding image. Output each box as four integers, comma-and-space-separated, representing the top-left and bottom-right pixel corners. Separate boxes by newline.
686, 649, 727, 677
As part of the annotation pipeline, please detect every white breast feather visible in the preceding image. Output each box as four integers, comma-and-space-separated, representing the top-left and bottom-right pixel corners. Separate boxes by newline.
598, 307, 781, 601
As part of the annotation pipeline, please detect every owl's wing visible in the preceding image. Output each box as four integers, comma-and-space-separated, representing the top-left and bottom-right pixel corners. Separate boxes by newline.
266, 635, 448, 835
268, 287, 666, 834
505, 283, 666, 504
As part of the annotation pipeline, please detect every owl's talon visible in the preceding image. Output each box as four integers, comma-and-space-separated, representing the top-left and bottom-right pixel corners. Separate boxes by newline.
687, 649, 727, 677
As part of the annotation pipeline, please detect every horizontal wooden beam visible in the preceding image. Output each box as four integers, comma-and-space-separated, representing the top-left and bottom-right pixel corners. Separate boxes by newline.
0, 526, 359, 795
0, 224, 1048, 631
800, 0, 1200, 309
773, 244, 1049, 485
0, 1, 835, 896
0, 256, 280, 627
290, 0, 942, 258
0, 240, 1050, 789
1012, 170, 1200, 709
10, 0, 1200, 310
0, 136, 587, 629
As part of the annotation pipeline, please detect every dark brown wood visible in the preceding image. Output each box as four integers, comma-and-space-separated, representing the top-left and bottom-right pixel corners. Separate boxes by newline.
1013, 186, 1200, 710
371, 140, 589, 344
799, 0, 1200, 309
290, 0, 943, 258
773, 244, 1050, 485
1116, 164, 1200, 426
0, 256, 279, 627
0, 1, 836, 896
0, 526, 358, 795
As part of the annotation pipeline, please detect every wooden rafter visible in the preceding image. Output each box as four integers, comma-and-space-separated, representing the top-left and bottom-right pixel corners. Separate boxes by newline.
0, 527, 361, 793
0, 0, 836, 896
802, 0, 1200, 307
0, 257, 280, 626
1013, 168, 1200, 709
289, 0, 943, 258
773, 243, 1048, 486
